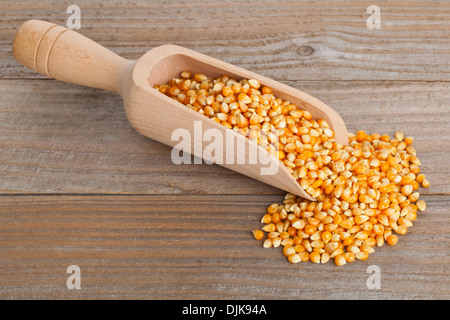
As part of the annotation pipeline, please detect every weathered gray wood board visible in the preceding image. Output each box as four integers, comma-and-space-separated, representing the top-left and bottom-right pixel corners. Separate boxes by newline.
0, 194, 448, 299
1, 1, 449, 81
0, 80, 448, 195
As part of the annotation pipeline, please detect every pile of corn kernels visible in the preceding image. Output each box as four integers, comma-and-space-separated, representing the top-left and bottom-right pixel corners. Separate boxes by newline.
154, 72, 429, 266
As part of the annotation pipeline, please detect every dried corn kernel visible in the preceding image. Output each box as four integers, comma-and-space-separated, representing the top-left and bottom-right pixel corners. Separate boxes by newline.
252, 230, 264, 240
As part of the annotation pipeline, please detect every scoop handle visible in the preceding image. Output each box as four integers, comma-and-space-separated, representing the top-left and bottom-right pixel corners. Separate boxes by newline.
13, 20, 133, 94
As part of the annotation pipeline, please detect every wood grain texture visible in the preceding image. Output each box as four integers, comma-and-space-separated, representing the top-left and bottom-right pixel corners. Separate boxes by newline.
0, 0, 449, 300
0, 79, 448, 194
1, 0, 449, 81
0, 194, 448, 299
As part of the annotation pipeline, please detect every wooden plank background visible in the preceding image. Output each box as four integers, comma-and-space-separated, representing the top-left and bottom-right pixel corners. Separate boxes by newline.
0, 0, 449, 299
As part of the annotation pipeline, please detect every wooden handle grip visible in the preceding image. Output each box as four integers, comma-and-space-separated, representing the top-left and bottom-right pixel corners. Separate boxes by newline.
13, 20, 133, 94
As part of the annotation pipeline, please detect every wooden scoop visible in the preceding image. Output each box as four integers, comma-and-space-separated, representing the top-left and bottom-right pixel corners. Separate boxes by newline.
13, 19, 348, 200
